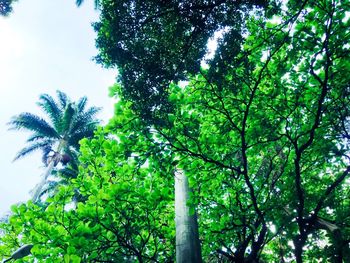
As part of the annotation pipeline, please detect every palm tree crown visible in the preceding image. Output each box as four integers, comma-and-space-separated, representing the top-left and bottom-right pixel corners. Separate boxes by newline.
8, 90, 101, 167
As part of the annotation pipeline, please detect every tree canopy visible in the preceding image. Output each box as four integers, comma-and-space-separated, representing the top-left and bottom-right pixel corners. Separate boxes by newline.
94, 0, 270, 119
0, 0, 15, 16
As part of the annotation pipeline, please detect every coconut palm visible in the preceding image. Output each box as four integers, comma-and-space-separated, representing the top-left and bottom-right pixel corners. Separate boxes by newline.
8, 90, 101, 202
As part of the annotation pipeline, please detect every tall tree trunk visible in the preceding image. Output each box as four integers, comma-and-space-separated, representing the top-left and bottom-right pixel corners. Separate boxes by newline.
293, 235, 305, 263
174, 170, 202, 263
31, 160, 56, 202
32, 140, 65, 202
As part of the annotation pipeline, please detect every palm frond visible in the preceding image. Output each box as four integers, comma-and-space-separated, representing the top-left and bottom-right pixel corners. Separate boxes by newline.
76, 106, 101, 120
26, 134, 59, 145
68, 125, 97, 148
69, 118, 100, 140
37, 180, 60, 199
76, 96, 87, 112
58, 103, 76, 134
58, 165, 79, 180
26, 134, 48, 143
94, 0, 100, 9
75, 0, 83, 7
69, 106, 101, 134
71, 121, 99, 135
37, 93, 62, 129
56, 90, 69, 109
8, 113, 60, 139
13, 141, 53, 162
75, 0, 100, 9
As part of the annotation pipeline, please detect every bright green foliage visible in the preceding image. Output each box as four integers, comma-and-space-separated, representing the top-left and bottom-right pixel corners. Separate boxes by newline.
159, 1, 350, 261
1, 113, 175, 262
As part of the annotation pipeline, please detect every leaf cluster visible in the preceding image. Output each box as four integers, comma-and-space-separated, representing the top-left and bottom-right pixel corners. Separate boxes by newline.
94, 0, 269, 119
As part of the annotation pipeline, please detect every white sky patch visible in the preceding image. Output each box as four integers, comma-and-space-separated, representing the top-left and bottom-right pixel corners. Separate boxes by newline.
0, 18, 24, 95
0, 19, 23, 59
205, 31, 222, 60
343, 11, 350, 23
178, 80, 189, 88
64, 201, 76, 212
270, 15, 282, 25
201, 27, 230, 68
261, 50, 269, 62
269, 223, 276, 234
288, 240, 295, 249
0, 0, 117, 216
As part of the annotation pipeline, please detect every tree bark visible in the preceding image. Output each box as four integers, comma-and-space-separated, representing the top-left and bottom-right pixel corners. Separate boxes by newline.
293, 236, 305, 263
31, 160, 56, 202
32, 140, 65, 202
174, 170, 202, 263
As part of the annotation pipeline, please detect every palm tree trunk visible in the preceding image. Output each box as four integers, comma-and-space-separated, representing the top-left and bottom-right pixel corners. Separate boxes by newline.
32, 140, 65, 202
31, 160, 56, 202
174, 170, 202, 263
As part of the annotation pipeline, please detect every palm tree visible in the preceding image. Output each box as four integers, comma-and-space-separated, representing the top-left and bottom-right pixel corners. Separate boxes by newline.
8, 90, 101, 202
75, 0, 100, 9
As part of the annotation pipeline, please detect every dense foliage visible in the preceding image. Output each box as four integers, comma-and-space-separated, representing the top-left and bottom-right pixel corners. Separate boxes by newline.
0, 0, 15, 16
1, 0, 350, 262
1, 110, 176, 262
94, 0, 269, 118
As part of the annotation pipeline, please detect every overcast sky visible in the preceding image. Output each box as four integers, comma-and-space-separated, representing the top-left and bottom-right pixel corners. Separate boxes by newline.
0, 0, 117, 215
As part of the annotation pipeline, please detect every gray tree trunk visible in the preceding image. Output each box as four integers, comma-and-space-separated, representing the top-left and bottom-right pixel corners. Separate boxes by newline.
31, 160, 56, 202
32, 140, 65, 202
175, 170, 202, 263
